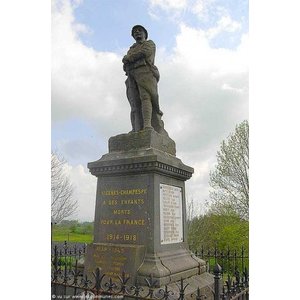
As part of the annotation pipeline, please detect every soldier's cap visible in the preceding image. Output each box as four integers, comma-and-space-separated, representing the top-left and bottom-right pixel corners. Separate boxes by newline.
131, 25, 148, 40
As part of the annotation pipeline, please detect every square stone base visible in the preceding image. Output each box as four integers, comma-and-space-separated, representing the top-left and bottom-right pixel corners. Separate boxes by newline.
165, 273, 215, 300
84, 243, 145, 283
109, 129, 176, 156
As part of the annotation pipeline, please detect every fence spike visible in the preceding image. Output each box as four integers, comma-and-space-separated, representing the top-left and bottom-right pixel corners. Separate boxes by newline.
235, 268, 240, 285
213, 264, 222, 275
226, 275, 232, 291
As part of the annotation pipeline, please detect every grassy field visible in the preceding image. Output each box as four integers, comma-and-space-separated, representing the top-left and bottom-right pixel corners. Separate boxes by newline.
52, 226, 93, 243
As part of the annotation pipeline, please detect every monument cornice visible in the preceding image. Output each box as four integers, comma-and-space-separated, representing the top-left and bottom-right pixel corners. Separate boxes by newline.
88, 158, 193, 180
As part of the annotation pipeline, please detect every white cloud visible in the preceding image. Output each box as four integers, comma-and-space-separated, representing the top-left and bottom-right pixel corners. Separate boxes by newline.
222, 83, 245, 94
65, 163, 97, 221
148, 0, 189, 21
149, 0, 188, 11
165, 24, 247, 75
191, 0, 215, 21
207, 15, 242, 39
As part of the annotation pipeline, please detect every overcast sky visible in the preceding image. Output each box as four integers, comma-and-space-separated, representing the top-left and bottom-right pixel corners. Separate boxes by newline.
51, 0, 249, 221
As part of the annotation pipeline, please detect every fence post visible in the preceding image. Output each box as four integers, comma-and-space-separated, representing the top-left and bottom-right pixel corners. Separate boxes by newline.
241, 245, 244, 272
226, 246, 230, 276
213, 264, 222, 300
214, 245, 217, 265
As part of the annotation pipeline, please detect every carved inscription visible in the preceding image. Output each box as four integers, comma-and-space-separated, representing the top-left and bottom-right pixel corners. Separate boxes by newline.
98, 186, 148, 244
92, 244, 128, 279
85, 243, 145, 281
160, 184, 183, 244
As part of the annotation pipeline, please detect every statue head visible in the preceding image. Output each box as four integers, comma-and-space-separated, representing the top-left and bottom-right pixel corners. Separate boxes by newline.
131, 25, 148, 41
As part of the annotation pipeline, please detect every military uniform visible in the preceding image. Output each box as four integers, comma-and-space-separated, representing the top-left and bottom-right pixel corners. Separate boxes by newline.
123, 39, 167, 135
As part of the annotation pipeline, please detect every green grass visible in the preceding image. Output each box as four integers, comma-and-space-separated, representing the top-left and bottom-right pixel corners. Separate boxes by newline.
52, 227, 93, 243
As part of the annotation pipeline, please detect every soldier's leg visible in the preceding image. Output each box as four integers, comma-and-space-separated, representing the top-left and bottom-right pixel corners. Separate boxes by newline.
126, 77, 143, 131
138, 86, 153, 129
125, 78, 134, 131
144, 76, 166, 135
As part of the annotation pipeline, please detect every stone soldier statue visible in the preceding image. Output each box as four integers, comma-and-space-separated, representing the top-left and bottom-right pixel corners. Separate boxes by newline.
122, 25, 168, 136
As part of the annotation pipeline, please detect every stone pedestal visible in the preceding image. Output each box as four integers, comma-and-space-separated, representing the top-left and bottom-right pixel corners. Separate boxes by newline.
85, 129, 214, 297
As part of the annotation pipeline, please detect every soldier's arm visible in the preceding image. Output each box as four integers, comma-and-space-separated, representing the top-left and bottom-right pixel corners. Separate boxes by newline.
126, 40, 155, 63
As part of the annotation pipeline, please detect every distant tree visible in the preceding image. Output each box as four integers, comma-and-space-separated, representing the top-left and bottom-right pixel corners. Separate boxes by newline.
82, 222, 94, 234
187, 213, 249, 251
59, 219, 79, 227
51, 151, 78, 223
208, 120, 249, 220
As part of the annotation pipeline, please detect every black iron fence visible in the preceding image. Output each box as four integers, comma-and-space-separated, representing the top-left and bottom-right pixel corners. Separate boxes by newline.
51, 243, 249, 300
192, 246, 249, 276
51, 242, 87, 273
51, 241, 87, 258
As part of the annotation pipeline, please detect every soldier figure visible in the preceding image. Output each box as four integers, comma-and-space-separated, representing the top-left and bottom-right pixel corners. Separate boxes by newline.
122, 25, 168, 136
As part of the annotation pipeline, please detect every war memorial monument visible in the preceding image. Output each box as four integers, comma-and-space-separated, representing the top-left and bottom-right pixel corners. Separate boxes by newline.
84, 25, 214, 297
